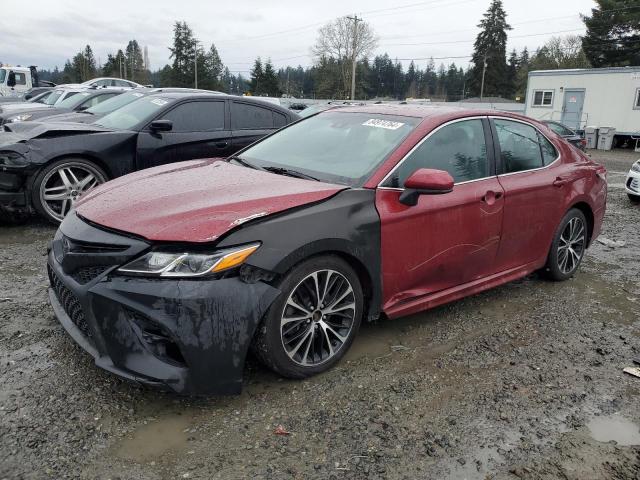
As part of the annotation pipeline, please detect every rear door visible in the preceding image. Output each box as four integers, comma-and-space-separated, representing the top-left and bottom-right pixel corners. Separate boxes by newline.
136, 99, 231, 169
491, 117, 567, 271
230, 101, 281, 151
376, 117, 505, 313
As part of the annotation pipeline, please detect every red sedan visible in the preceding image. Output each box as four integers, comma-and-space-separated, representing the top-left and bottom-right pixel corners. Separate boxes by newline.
47, 106, 607, 394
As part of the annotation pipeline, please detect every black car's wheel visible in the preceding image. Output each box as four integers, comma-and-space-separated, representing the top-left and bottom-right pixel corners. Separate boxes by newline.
544, 208, 587, 281
252, 255, 363, 379
32, 158, 107, 224
628, 193, 640, 204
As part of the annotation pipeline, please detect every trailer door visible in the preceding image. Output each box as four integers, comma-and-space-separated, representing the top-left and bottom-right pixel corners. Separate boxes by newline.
561, 90, 585, 131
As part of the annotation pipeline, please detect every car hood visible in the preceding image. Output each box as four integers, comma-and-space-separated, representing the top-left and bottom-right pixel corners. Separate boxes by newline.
76, 160, 347, 242
0, 103, 53, 113
1, 121, 113, 143
38, 111, 99, 124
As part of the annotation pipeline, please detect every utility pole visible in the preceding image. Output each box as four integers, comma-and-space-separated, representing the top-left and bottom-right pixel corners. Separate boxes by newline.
347, 14, 361, 101
480, 54, 488, 101
131, 50, 134, 83
194, 40, 200, 89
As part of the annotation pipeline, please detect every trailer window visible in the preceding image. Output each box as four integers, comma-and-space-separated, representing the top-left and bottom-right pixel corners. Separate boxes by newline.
532, 90, 553, 107
635, 88, 640, 109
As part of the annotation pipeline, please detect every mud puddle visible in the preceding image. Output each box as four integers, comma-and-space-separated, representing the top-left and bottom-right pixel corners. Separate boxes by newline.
587, 414, 640, 446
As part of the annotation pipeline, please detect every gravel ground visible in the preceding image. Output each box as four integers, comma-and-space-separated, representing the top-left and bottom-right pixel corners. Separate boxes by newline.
1, 149, 639, 480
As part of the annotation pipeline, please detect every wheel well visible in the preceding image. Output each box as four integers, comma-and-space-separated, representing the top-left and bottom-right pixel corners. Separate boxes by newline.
570, 202, 594, 245
45, 154, 112, 179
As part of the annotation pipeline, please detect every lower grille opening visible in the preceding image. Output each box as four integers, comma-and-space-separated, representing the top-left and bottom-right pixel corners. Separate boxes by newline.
126, 309, 186, 367
71, 265, 110, 285
48, 266, 94, 342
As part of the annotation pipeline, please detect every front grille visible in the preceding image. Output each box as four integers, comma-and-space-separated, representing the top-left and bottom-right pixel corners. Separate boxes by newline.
70, 266, 110, 285
48, 266, 93, 340
630, 177, 640, 193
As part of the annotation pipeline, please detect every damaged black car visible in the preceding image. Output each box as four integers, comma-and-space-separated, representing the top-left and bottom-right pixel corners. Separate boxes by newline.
0, 92, 297, 223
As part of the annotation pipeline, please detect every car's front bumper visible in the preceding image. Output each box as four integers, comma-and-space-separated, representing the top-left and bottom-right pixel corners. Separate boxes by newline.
47, 213, 280, 395
625, 168, 640, 197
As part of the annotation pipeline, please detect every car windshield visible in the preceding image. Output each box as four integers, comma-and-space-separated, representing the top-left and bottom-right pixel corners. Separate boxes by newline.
42, 90, 65, 105
546, 122, 574, 136
95, 96, 173, 130
239, 111, 420, 186
87, 90, 146, 114
0, 70, 6, 84
56, 91, 91, 109
29, 91, 52, 103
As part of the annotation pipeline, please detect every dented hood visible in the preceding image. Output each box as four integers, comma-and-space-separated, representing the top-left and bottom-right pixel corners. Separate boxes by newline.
2, 121, 113, 140
76, 160, 346, 242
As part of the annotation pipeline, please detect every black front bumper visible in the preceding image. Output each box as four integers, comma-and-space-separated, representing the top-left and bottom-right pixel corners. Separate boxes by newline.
47, 213, 280, 395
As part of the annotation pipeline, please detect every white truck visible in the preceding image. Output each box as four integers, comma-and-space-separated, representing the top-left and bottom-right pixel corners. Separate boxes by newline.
0, 65, 55, 99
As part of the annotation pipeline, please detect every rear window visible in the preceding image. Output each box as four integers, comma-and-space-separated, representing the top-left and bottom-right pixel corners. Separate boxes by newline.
231, 102, 274, 129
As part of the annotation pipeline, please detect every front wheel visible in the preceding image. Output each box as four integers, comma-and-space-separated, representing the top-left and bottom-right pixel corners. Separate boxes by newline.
544, 208, 588, 281
32, 158, 108, 224
628, 193, 640, 204
252, 255, 364, 379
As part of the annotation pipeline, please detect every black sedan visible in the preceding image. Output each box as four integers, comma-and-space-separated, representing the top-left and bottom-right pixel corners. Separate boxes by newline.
0, 92, 298, 223
0, 89, 123, 125
541, 120, 586, 151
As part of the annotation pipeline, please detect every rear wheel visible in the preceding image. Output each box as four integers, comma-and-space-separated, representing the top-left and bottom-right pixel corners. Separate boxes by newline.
252, 255, 363, 379
32, 158, 107, 224
544, 208, 587, 281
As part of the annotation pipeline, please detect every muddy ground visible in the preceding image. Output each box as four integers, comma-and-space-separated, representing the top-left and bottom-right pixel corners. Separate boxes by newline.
1, 149, 639, 480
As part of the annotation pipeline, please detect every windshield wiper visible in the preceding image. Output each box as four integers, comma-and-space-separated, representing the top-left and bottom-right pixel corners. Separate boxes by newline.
228, 155, 262, 170
263, 166, 320, 182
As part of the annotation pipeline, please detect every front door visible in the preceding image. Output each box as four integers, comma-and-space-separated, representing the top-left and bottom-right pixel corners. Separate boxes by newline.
561, 90, 585, 131
136, 100, 232, 170
376, 118, 504, 315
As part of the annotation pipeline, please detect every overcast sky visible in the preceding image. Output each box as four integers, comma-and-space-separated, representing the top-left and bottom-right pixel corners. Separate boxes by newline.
2, 0, 597, 73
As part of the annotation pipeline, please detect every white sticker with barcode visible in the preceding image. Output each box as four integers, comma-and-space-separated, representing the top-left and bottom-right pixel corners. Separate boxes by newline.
362, 118, 405, 130
151, 98, 168, 106
132, 92, 144, 97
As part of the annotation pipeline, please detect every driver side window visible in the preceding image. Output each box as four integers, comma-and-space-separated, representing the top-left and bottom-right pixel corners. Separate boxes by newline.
385, 119, 489, 188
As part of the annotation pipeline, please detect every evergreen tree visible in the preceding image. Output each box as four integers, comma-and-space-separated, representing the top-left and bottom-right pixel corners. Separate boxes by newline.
469, 0, 512, 98
262, 59, 281, 96
506, 49, 519, 99
583, 0, 640, 67
169, 21, 197, 87
249, 57, 264, 94
201, 43, 224, 91
125, 40, 147, 83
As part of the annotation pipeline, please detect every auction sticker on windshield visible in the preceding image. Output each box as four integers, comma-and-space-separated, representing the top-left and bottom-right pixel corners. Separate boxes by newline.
151, 98, 168, 106
362, 118, 405, 130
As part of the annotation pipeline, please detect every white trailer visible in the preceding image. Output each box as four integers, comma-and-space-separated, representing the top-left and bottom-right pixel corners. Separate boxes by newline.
524, 66, 640, 137
0, 66, 33, 98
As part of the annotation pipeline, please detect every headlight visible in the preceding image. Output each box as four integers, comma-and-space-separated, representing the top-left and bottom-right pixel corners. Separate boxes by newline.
116, 243, 260, 277
7, 113, 32, 123
631, 162, 640, 173
0, 151, 25, 167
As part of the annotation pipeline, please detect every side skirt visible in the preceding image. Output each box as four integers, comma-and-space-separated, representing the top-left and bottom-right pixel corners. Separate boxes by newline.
384, 259, 544, 319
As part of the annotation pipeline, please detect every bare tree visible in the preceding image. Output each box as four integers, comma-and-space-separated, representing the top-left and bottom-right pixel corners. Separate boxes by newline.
313, 17, 378, 98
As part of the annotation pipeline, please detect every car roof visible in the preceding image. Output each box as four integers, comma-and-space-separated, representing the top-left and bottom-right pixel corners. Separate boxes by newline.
144, 92, 295, 114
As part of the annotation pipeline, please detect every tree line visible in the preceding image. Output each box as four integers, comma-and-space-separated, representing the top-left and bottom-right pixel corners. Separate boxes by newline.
37, 0, 638, 101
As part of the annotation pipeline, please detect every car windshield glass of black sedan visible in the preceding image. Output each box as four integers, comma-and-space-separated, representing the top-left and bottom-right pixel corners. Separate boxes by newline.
239, 111, 420, 186
87, 91, 146, 114
43, 90, 65, 105
95, 96, 173, 130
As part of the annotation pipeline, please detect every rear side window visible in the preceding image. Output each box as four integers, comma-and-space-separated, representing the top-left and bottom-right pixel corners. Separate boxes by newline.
494, 119, 543, 173
387, 119, 489, 187
273, 111, 287, 128
159, 101, 225, 132
538, 132, 558, 166
231, 102, 274, 129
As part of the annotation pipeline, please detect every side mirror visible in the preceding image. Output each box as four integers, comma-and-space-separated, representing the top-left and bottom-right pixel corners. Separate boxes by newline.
7, 71, 16, 88
76, 105, 89, 111
150, 120, 173, 132
398, 168, 454, 206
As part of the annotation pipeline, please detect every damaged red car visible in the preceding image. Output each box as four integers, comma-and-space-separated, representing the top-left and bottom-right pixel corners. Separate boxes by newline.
47, 106, 607, 394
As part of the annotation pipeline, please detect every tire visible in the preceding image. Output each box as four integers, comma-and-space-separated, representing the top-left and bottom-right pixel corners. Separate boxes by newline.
544, 208, 588, 281
628, 193, 640, 204
252, 255, 364, 379
31, 158, 108, 224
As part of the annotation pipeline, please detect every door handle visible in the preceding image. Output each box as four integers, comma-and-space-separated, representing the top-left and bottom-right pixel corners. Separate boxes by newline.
214, 141, 228, 149
553, 176, 570, 187
481, 191, 503, 204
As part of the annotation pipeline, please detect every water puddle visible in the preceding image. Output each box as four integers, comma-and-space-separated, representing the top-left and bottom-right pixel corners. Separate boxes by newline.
587, 414, 640, 446
114, 412, 194, 462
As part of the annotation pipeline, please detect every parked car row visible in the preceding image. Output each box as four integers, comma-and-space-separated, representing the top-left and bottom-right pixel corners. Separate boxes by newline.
34, 98, 608, 394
